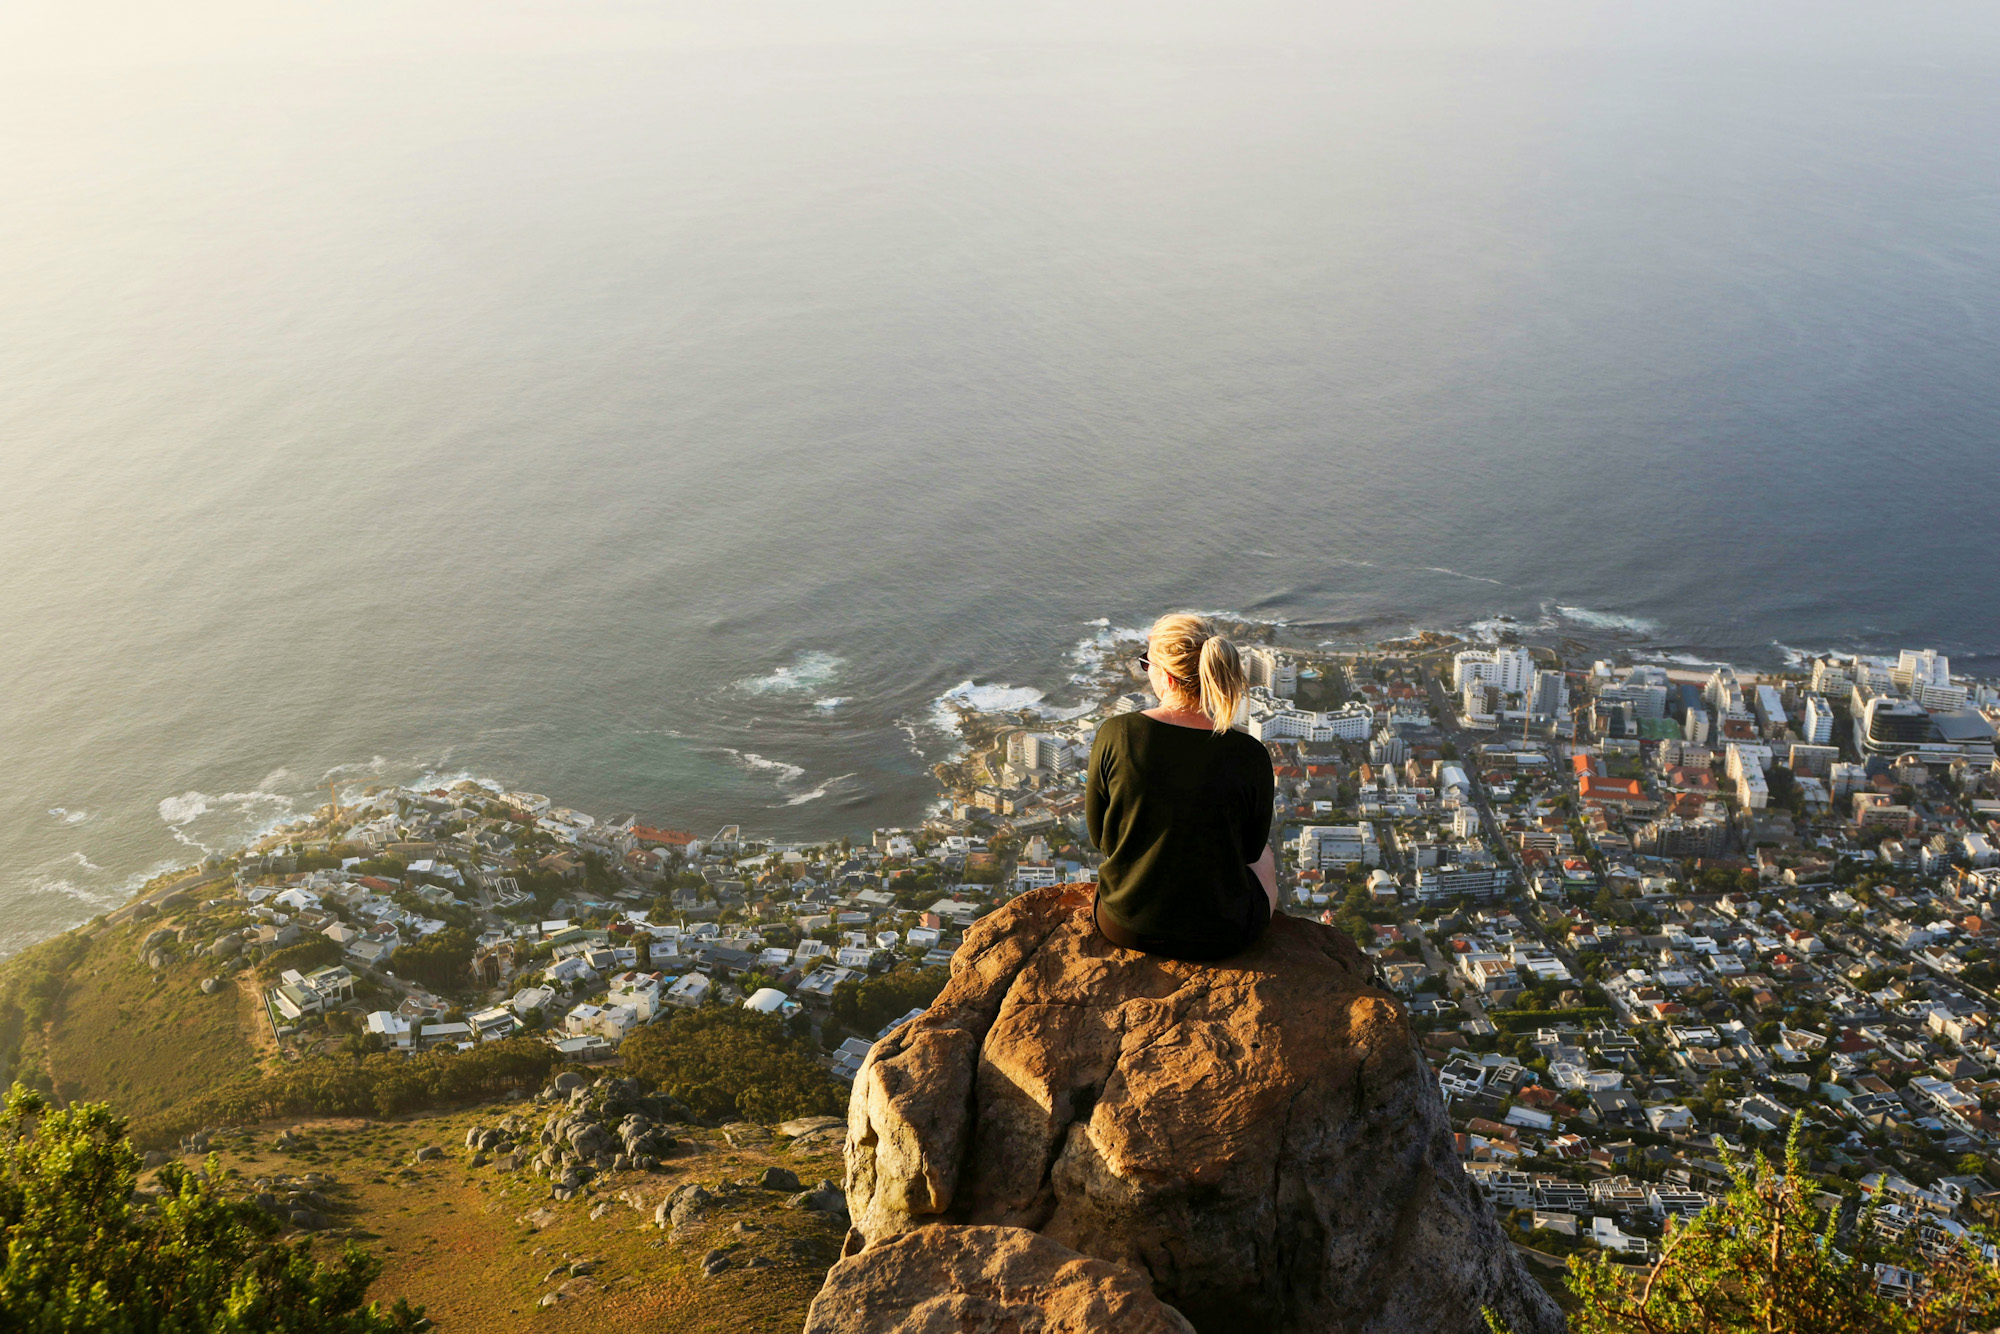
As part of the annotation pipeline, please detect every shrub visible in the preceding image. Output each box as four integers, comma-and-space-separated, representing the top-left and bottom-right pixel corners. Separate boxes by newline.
1488, 1119, 2000, 1334
620, 1008, 842, 1124
0, 1085, 422, 1332
259, 935, 346, 980
831, 966, 950, 1038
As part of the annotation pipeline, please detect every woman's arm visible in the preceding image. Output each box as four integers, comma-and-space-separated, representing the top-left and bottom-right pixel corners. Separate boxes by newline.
1249, 843, 1277, 913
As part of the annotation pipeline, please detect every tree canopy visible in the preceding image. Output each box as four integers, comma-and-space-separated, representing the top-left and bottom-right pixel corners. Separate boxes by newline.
619, 1007, 842, 1124
0, 1085, 422, 1333
830, 966, 950, 1038
1490, 1120, 2000, 1334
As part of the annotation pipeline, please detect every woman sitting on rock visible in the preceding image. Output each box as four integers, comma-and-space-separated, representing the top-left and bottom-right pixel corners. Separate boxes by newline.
1085, 612, 1278, 961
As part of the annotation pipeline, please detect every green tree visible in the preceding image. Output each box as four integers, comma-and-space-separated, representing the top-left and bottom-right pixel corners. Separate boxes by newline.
619, 1008, 842, 1124
258, 935, 346, 980
1490, 1120, 2000, 1334
391, 928, 476, 992
0, 1085, 422, 1332
830, 967, 951, 1038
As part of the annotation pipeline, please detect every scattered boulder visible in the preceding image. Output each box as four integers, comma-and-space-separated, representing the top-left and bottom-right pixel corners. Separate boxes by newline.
272, 1131, 298, 1152
759, 1166, 801, 1193
788, 1180, 848, 1221
804, 1225, 1195, 1334
412, 1146, 444, 1164
836, 884, 1563, 1334
209, 932, 243, 960
156, 890, 192, 912
779, 1115, 847, 1153
664, 1183, 719, 1233
551, 1071, 585, 1095
141, 1149, 168, 1169
199, 977, 222, 995
720, 1122, 769, 1148
701, 1249, 732, 1277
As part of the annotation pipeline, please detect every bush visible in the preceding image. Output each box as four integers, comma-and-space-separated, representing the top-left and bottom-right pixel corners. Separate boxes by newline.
620, 1008, 842, 1124
391, 927, 477, 992
0, 1085, 422, 1332
127, 1037, 561, 1148
1489, 1119, 2000, 1334
259, 935, 345, 980
831, 967, 951, 1039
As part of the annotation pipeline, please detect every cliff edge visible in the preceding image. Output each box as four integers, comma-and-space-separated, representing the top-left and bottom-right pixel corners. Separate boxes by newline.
806, 883, 1564, 1334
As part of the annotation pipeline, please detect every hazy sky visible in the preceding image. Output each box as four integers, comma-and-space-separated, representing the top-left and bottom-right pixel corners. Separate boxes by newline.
8, 1, 2000, 73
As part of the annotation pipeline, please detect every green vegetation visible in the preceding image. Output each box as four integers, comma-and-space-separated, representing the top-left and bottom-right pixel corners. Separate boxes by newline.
261, 936, 347, 980
0, 1085, 422, 1333
1, 922, 257, 1121
392, 928, 478, 992
1488, 1007, 1613, 1031
620, 1008, 842, 1124
128, 1037, 560, 1148
830, 967, 950, 1038
1488, 1123, 2000, 1334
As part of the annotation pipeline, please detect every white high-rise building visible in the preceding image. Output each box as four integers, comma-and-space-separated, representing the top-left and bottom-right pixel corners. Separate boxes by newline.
1453, 646, 1533, 696
1368, 729, 1408, 766
1683, 708, 1712, 745
1801, 694, 1835, 745
1892, 648, 1969, 709
1895, 649, 1952, 690
1242, 646, 1298, 699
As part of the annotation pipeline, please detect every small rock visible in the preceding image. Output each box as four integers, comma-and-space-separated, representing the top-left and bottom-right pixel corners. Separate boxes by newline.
776, 1115, 845, 1139
519, 1207, 559, 1230
199, 977, 222, 995
413, 1146, 444, 1163
569, 1260, 595, 1277
470, 1152, 490, 1167
758, 1167, 800, 1192
702, 1251, 732, 1277
141, 1150, 168, 1168
538, 1292, 563, 1309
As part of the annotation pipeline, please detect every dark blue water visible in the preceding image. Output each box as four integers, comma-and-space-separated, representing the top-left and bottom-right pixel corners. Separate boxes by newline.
4, 4, 2000, 955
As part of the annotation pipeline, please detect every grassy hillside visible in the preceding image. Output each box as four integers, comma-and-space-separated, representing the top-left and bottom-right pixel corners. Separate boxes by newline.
0, 908, 267, 1116
165, 1104, 849, 1333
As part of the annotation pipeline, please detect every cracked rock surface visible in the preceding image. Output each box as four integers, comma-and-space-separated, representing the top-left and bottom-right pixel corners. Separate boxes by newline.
833, 884, 1563, 1334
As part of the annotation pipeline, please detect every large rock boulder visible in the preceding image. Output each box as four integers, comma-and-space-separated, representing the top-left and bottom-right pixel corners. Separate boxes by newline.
804, 1224, 1196, 1334
835, 884, 1562, 1334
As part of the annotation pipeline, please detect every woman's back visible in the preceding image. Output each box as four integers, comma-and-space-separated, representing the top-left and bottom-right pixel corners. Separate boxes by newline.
1087, 710, 1275, 957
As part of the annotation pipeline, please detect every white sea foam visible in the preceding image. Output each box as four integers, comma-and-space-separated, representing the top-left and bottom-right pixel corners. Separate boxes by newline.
721, 749, 808, 785
47, 807, 91, 824
1639, 653, 1731, 668
1420, 566, 1509, 587
1770, 642, 1827, 668
69, 851, 104, 872
812, 697, 848, 711
1555, 605, 1660, 636
159, 791, 209, 825
737, 650, 844, 695
783, 773, 856, 806
26, 875, 121, 909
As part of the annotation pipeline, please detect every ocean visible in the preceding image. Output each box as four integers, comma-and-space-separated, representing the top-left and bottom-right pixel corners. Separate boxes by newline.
4, 2, 2000, 957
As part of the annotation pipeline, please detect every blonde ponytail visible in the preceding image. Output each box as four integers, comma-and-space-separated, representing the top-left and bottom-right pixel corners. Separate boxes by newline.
1147, 612, 1247, 734
1197, 635, 1246, 733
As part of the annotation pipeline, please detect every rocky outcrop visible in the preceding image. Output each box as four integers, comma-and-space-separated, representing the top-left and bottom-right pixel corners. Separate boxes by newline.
832, 884, 1563, 1334
804, 1225, 1198, 1334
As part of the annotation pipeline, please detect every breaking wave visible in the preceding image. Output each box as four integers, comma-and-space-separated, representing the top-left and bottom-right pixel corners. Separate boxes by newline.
736, 650, 844, 695
1554, 605, 1660, 636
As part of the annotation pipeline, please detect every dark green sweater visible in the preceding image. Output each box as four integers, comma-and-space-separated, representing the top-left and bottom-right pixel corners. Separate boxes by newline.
1085, 712, 1275, 948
